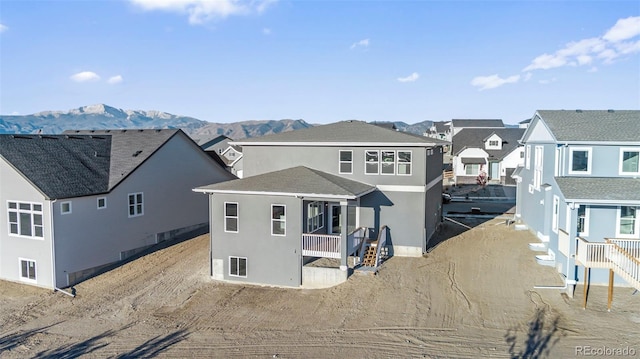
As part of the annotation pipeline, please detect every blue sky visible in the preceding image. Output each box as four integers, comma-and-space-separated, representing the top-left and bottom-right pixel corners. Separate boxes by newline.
1, 1, 638, 124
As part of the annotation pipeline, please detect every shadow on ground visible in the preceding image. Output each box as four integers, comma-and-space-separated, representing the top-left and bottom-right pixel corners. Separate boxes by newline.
504, 307, 564, 359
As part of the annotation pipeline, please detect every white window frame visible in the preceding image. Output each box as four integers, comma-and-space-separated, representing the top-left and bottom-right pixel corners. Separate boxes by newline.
534, 146, 543, 191
18, 258, 37, 283
619, 148, 640, 175
7, 201, 44, 239
525, 145, 531, 170
306, 201, 324, 233
60, 201, 72, 215
465, 163, 480, 176
229, 256, 247, 277
577, 205, 590, 237
271, 204, 286, 236
338, 150, 353, 174
380, 150, 395, 175
552, 195, 559, 233
616, 206, 639, 238
365, 150, 379, 175
568, 147, 592, 175
224, 202, 239, 233
397, 150, 412, 175
97, 197, 107, 210
128, 192, 144, 218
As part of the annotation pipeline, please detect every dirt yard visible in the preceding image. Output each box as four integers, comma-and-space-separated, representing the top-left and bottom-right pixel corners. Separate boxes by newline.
1, 218, 638, 358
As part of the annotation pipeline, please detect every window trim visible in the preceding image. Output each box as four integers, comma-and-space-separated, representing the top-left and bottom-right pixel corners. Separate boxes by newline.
465, 163, 480, 176
364, 150, 380, 175
619, 148, 640, 175
7, 201, 44, 239
306, 201, 324, 233
97, 197, 107, 210
552, 195, 559, 233
616, 206, 639, 238
338, 150, 353, 174
224, 202, 239, 233
60, 201, 72, 215
577, 205, 590, 237
380, 150, 396, 175
229, 256, 247, 278
397, 150, 412, 176
525, 145, 531, 170
271, 204, 286, 236
18, 258, 37, 283
533, 146, 543, 191
127, 192, 144, 218
568, 147, 592, 175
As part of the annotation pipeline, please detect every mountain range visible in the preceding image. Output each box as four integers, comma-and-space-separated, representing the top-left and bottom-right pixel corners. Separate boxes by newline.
0, 104, 434, 141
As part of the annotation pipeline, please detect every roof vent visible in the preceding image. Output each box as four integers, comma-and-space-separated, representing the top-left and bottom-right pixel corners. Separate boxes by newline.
608, 109, 614, 113
138, 129, 144, 132
132, 150, 142, 157
105, 130, 111, 133
576, 109, 583, 113
121, 129, 127, 133
155, 129, 162, 132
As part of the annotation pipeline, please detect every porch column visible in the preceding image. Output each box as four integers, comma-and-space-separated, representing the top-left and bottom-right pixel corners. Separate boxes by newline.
340, 200, 349, 271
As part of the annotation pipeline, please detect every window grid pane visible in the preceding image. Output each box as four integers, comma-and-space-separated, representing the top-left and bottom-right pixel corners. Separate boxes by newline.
622, 151, 639, 173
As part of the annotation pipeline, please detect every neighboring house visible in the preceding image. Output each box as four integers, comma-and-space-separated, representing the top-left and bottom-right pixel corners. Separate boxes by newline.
449, 119, 504, 137
0, 129, 235, 289
220, 145, 244, 178
199, 135, 232, 154
451, 128, 525, 185
519, 118, 532, 129
424, 121, 451, 141
195, 120, 448, 288
513, 110, 640, 301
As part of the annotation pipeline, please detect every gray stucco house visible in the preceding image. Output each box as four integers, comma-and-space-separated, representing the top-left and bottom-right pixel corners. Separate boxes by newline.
0, 129, 235, 289
513, 110, 640, 299
195, 120, 448, 288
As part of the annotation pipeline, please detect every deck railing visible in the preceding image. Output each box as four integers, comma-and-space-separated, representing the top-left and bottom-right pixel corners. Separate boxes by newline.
576, 237, 611, 268
607, 238, 640, 259
576, 237, 640, 290
374, 225, 389, 267
302, 233, 341, 259
348, 227, 367, 256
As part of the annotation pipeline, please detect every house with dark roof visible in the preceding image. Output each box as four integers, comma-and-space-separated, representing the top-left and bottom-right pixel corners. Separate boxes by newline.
450, 119, 504, 137
199, 135, 244, 178
194, 120, 448, 288
424, 121, 451, 141
0, 129, 235, 289
451, 128, 525, 185
512, 110, 640, 306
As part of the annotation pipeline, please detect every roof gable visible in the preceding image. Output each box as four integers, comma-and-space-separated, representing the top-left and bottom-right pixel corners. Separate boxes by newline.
452, 128, 525, 160
536, 110, 640, 142
521, 115, 555, 143
233, 120, 448, 146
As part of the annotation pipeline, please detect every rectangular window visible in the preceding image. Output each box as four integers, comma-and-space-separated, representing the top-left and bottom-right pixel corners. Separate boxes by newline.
97, 197, 107, 209
128, 193, 144, 217
61, 201, 72, 215
534, 146, 543, 190
525, 145, 531, 170
552, 196, 559, 233
520, 151, 524, 159
271, 205, 286, 236
489, 140, 499, 147
229, 256, 247, 277
465, 164, 479, 175
577, 205, 589, 236
306, 201, 324, 233
7, 201, 43, 238
381, 151, 395, 175
397, 151, 412, 175
365, 150, 379, 174
19, 258, 36, 282
339, 150, 353, 174
620, 149, 640, 174
224, 202, 239, 233
618, 206, 638, 237
569, 147, 591, 174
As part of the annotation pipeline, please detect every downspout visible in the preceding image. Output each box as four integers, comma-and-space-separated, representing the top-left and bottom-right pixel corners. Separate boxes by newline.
50, 198, 75, 298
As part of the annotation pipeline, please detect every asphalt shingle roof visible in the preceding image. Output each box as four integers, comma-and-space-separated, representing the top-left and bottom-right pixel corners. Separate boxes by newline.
452, 128, 525, 160
451, 119, 504, 128
1, 129, 181, 199
555, 177, 640, 202
537, 110, 640, 142
233, 120, 448, 146
195, 166, 376, 199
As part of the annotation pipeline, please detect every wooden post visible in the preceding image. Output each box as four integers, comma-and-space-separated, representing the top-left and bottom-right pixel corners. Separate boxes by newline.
582, 267, 589, 310
607, 269, 614, 312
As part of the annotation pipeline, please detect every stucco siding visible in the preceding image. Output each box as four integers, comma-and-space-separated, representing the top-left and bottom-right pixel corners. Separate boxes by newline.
210, 193, 302, 287
0, 158, 54, 288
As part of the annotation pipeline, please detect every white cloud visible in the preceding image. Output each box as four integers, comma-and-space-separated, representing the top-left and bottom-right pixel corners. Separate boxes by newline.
588, 66, 598, 73
523, 72, 532, 82
523, 16, 640, 72
470, 74, 520, 90
70, 71, 101, 83
129, 0, 277, 24
397, 72, 419, 83
0, 24, 7, 33
603, 16, 640, 42
108, 75, 123, 84
262, 27, 271, 35
350, 38, 369, 50
538, 78, 557, 85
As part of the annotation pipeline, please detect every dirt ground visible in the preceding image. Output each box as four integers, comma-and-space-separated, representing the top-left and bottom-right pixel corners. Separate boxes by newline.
1, 217, 638, 358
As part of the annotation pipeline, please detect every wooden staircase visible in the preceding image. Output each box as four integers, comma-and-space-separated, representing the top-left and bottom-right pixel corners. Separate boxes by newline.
362, 243, 378, 267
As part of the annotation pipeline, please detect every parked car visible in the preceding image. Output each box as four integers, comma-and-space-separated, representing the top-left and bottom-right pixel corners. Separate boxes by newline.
442, 193, 451, 204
